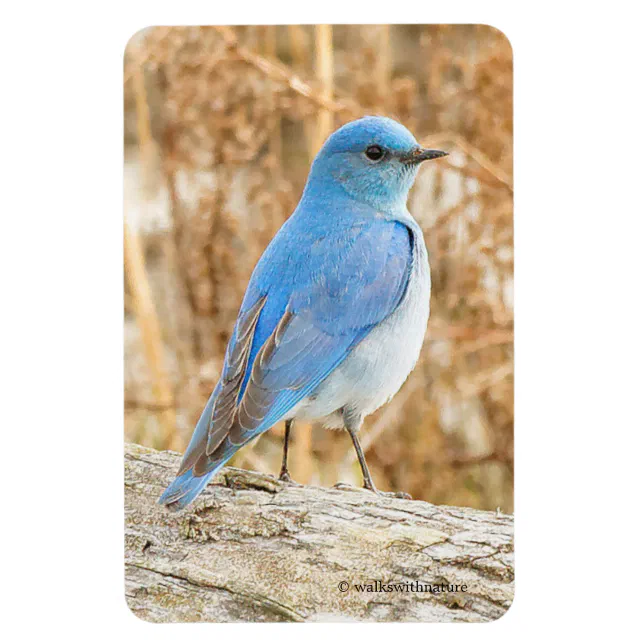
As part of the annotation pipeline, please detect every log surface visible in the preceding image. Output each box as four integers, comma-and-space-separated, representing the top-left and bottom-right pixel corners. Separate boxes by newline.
125, 443, 514, 622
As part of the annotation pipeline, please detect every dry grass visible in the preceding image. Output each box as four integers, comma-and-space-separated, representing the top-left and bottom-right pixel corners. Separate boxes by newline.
123, 25, 513, 512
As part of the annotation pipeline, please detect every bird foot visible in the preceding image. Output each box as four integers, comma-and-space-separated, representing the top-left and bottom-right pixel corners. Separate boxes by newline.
374, 489, 412, 500
278, 471, 302, 486
362, 482, 412, 500
332, 482, 411, 499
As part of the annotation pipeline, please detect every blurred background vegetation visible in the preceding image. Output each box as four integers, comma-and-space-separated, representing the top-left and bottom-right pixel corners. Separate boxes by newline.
124, 25, 513, 512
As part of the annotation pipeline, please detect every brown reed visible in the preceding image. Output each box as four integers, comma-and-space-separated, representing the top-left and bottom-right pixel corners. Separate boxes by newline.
312, 25, 335, 159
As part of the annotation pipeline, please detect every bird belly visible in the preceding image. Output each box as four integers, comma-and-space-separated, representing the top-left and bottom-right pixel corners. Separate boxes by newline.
289, 246, 430, 429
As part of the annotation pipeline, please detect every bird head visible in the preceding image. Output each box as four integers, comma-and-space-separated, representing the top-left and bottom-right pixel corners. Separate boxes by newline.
306, 116, 448, 211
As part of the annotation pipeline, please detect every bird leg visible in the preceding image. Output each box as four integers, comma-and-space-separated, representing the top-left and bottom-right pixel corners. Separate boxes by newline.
344, 421, 377, 491
343, 418, 412, 500
278, 419, 297, 483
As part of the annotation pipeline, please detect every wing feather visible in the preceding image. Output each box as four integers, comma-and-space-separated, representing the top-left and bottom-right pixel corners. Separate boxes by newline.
182, 219, 415, 478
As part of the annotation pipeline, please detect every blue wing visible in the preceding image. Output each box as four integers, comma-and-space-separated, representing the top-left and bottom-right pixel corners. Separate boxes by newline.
159, 214, 414, 509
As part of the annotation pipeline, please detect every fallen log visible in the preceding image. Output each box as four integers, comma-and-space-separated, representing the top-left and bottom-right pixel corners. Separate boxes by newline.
125, 442, 514, 622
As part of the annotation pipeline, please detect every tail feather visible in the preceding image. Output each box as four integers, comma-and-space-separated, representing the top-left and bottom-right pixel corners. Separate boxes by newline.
158, 467, 219, 511
158, 386, 223, 511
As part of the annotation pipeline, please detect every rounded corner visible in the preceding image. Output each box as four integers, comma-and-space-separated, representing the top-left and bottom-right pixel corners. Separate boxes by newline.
474, 24, 514, 58
123, 26, 154, 66
487, 585, 516, 624
124, 590, 157, 625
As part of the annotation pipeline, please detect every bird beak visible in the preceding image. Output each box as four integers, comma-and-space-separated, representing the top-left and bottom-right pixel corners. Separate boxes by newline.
402, 147, 449, 164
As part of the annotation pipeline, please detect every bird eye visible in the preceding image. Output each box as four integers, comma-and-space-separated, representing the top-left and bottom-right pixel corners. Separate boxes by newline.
364, 145, 385, 161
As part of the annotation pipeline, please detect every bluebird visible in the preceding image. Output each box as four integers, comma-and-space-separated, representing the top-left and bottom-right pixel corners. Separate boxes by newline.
159, 116, 447, 510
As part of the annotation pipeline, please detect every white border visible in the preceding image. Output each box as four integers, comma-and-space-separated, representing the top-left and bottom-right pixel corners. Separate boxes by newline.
3, 0, 643, 640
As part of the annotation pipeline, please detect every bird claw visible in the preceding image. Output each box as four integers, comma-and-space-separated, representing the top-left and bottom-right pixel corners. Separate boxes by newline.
278, 471, 302, 486
333, 482, 411, 500
376, 490, 412, 500
363, 483, 412, 500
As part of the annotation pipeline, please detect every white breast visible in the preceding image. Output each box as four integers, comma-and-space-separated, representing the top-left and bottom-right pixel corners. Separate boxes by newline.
291, 224, 430, 428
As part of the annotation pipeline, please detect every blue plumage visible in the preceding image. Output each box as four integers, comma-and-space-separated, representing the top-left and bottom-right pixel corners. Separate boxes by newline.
159, 116, 447, 509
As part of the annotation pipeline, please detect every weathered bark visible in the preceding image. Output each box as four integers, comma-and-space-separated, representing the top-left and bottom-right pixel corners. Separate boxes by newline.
125, 443, 514, 623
